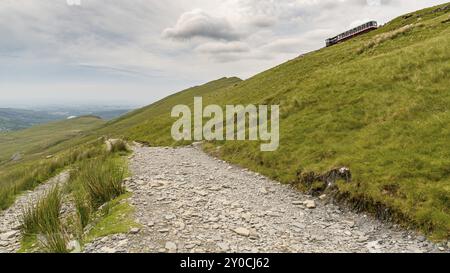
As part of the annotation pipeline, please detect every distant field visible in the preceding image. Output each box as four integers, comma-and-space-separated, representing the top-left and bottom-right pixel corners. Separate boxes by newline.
0, 116, 105, 165
96, 3, 450, 239
0, 108, 63, 132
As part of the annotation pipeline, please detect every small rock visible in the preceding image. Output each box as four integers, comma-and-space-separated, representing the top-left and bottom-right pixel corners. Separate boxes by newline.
196, 191, 208, 197
178, 222, 186, 230
357, 236, 369, 243
185, 244, 196, 249
417, 236, 426, 242
344, 220, 356, 228
165, 242, 177, 252
130, 228, 140, 234
303, 200, 316, 209
165, 214, 176, 220
158, 229, 170, 233
292, 201, 303, 205
147, 222, 155, 227
209, 186, 222, 192
0, 231, 18, 240
100, 246, 117, 253
291, 223, 306, 229
233, 227, 250, 237
319, 194, 327, 200
217, 242, 230, 252
260, 187, 268, 195
117, 239, 128, 248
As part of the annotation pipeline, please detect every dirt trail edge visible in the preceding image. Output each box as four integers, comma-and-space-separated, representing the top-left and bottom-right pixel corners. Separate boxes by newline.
83, 146, 445, 253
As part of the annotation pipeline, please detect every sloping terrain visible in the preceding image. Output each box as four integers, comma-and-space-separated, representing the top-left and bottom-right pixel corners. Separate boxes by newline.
95, 3, 450, 238
0, 116, 105, 165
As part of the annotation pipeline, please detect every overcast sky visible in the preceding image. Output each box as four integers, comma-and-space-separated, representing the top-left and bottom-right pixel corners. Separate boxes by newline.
0, 0, 447, 107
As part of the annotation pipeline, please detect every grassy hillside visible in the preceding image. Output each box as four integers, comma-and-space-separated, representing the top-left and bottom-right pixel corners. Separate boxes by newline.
97, 3, 450, 239
0, 116, 105, 165
98, 77, 242, 145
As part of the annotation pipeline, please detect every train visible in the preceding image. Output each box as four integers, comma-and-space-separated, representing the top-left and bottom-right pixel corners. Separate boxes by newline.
326, 21, 378, 47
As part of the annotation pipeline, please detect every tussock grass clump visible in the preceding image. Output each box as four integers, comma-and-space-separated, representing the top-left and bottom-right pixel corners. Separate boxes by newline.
0, 141, 105, 210
39, 231, 70, 253
73, 189, 92, 229
106, 139, 131, 154
70, 157, 126, 215
111, 139, 130, 153
21, 186, 62, 235
20, 186, 69, 253
18, 151, 128, 252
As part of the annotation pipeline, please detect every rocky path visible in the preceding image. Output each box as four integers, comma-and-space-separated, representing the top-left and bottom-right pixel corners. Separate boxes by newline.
0, 171, 70, 253
84, 146, 444, 253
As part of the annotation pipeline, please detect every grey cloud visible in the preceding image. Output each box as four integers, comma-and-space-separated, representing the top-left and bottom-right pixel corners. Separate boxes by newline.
162, 9, 241, 41
195, 41, 251, 63
77, 64, 164, 79
246, 16, 277, 28
261, 38, 305, 54
196, 42, 250, 54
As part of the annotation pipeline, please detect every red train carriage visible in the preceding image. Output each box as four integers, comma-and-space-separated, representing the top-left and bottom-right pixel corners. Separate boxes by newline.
326, 21, 378, 47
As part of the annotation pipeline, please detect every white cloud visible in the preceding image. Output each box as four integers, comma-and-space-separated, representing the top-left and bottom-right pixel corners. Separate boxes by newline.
162, 9, 241, 41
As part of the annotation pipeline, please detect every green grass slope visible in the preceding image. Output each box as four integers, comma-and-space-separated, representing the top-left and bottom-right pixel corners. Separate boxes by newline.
99, 3, 450, 239
0, 116, 105, 165
98, 77, 242, 145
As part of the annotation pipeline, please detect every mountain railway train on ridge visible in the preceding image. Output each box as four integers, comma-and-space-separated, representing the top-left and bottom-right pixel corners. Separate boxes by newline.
326, 21, 378, 47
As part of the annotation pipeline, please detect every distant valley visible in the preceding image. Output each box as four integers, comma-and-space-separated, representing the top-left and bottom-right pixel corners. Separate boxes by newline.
0, 106, 134, 132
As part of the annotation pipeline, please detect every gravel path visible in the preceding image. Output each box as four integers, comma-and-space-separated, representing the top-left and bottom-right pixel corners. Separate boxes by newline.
0, 171, 70, 253
84, 146, 444, 253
